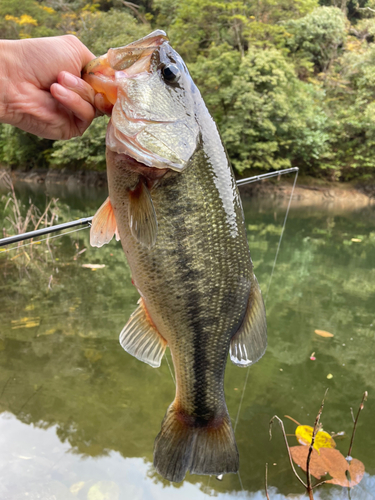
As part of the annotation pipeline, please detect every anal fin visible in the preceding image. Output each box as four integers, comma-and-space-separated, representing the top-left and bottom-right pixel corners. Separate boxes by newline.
230, 274, 267, 367
90, 197, 120, 248
128, 179, 157, 249
119, 298, 167, 368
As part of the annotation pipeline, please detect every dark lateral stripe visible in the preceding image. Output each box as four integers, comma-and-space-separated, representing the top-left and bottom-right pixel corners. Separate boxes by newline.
166, 189, 212, 419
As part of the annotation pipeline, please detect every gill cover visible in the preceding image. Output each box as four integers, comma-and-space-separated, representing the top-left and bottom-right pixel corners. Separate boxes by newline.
83, 31, 200, 171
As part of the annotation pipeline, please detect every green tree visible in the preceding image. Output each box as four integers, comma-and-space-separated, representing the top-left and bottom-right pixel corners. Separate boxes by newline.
77, 8, 151, 55
286, 6, 347, 72
0, 124, 53, 169
191, 44, 329, 172
51, 116, 109, 170
323, 42, 375, 176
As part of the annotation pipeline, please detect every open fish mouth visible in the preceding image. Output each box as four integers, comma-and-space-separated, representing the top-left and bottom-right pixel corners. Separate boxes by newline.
82, 30, 200, 172
82, 30, 168, 106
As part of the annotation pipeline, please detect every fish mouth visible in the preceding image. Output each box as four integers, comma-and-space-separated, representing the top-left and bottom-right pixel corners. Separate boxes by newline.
82, 30, 168, 107
83, 30, 199, 172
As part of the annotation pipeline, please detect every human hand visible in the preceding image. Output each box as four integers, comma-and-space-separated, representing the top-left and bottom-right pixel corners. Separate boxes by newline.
0, 35, 99, 140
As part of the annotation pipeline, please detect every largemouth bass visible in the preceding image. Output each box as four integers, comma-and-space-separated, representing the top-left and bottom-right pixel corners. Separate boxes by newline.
83, 30, 267, 483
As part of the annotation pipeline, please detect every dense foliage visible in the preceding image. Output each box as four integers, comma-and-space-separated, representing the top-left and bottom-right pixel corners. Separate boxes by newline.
2, 0, 375, 179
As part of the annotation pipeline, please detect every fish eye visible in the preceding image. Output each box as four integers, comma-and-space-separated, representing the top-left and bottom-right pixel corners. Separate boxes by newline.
161, 64, 180, 83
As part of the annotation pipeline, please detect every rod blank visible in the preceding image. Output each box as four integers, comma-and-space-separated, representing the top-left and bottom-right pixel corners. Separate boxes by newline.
236, 167, 299, 186
0, 217, 93, 247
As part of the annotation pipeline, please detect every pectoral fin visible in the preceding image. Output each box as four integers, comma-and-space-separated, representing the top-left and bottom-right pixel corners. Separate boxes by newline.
230, 275, 267, 367
90, 197, 120, 247
128, 180, 157, 249
119, 298, 167, 367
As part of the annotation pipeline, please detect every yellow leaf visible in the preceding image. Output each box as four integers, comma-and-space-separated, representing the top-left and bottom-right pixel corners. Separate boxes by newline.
315, 329, 334, 338
295, 425, 336, 451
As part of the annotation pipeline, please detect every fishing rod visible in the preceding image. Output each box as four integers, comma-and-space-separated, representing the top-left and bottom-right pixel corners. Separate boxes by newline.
236, 166, 299, 186
0, 217, 93, 247
0, 167, 298, 248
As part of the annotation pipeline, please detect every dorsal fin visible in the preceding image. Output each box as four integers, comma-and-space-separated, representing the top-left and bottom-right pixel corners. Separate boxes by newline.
119, 298, 167, 368
90, 197, 120, 247
128, 179, 157, 249
230, 275, 267, 367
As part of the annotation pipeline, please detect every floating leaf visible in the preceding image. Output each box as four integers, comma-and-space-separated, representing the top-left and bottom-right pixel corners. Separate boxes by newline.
290, 446, 365, 487
82, 264, 106, 269
326, 456, 365, 487
295, 425, 336, 451
290, 446, 328, 479
351, 238, 361, 242
315, 329, 334, 337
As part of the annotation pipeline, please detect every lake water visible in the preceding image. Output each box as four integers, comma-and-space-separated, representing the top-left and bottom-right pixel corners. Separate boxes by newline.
0, 178, 374, 500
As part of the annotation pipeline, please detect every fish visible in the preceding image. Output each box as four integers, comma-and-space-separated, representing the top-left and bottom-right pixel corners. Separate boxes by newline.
82, 30, 267, 483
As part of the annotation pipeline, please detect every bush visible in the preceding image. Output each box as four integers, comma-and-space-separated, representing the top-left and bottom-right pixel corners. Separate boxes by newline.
51, 116, 109, 171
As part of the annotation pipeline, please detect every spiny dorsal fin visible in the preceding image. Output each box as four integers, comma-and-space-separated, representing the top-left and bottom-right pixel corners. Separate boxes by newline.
128, 180, 157, 249
119, 298, 167, 368
90, 197, 120, 247
230, 274, 267, 367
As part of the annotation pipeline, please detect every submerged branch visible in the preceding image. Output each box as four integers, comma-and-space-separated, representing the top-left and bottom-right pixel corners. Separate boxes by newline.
308, 389, 328, 495
269, 415, 307, 489
347, 391, 368, 459
265, 463, 270, 500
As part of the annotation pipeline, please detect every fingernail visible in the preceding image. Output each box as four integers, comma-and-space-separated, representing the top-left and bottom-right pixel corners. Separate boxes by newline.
62, 72, 78, 88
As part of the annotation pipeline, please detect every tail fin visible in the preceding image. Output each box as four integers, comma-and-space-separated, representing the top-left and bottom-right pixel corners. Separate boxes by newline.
153, 403, 239, 483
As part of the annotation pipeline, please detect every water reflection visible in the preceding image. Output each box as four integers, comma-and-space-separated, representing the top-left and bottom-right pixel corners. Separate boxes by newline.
0, 181, 374, 499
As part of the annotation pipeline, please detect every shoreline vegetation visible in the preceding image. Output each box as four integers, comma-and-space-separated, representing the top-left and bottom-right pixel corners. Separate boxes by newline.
1, 167, 374, 209
2, 1, 375, 183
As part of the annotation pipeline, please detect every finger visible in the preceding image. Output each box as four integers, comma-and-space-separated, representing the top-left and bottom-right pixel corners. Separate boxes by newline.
50, 83, 95, 124
57, 71, 96, 106
95, 93, 114, 116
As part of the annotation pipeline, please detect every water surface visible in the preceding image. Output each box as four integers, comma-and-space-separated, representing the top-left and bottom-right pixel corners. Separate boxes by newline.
0, 179, 374, 500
